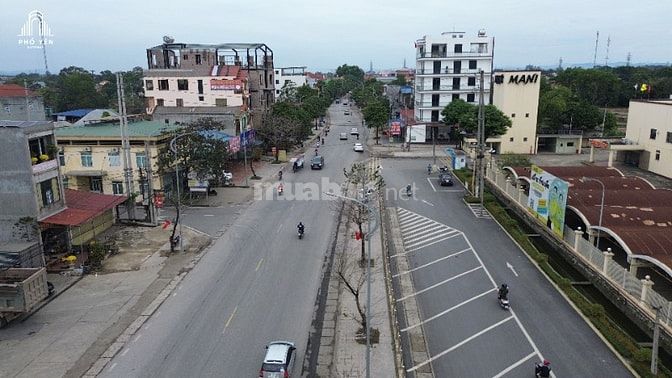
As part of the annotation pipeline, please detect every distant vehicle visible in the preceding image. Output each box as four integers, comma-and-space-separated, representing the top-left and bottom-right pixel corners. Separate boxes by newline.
344, 110, 350, 115
438, 173, 454, 186
1, 268, 50, 327
353, 143, 364, 152
350, 128, 359, 136
259, 341, 296, 378
339, 132, 348, 140
335, 99, 340, 104
311, 155, 324, 169
342, 102, 348, 106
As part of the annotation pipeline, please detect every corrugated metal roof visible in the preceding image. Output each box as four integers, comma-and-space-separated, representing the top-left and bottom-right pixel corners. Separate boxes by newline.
55, 120, 182, 139
53, 109, 94, 118
0, 84, 37, 97
40, 189, 127, 226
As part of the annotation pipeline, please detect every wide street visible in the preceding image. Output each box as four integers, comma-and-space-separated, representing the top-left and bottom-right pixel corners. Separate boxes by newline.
101, 102, 367, 377
382, 158, 633, 377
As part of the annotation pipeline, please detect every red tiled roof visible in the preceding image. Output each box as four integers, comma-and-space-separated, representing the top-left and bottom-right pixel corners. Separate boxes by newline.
40, 189, 127, 226
0, 84, 37, 98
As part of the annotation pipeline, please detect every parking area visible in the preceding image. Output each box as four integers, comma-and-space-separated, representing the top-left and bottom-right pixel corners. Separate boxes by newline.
394, 207, 547, 377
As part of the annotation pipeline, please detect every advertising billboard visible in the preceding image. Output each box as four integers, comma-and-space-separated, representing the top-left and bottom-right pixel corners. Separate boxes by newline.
527, 165, 569, 237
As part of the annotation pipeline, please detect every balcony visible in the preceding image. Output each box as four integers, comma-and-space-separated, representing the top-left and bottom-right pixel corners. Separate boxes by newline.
415, 68, 486, 76
415, 85, 481, 92
416, 50, 491, 59
32, 159, 58, 175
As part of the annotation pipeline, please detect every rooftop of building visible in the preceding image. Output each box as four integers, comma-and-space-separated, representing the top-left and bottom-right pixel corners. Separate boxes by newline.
53, 108, 95, 118
148, 42, 272, 51
630, 99, 672, 106
152, 106, 242, 117
0, 120, 54, 134
0, 84, 38, 98
55, 120, 181, 139
40, 189, 128, 226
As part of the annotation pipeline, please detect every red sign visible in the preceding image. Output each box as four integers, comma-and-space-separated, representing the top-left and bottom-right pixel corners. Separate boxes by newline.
590, 139, 609, 149
390, 122, 401, 136
210, 79, 242, 91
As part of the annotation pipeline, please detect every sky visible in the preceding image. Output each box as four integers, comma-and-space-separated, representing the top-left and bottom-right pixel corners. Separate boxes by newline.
1, 0, 670, 74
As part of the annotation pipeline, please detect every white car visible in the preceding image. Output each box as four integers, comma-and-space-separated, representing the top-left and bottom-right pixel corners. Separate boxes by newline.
353, 143, 364, 152
350, 128, 359, 136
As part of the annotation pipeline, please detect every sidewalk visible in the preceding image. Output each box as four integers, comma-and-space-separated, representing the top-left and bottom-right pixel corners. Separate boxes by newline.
370, 141, 452, 159
0, 227, 209, 378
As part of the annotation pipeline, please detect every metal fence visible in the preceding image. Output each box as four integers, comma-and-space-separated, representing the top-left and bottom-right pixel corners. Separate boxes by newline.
486, 165, 672, 325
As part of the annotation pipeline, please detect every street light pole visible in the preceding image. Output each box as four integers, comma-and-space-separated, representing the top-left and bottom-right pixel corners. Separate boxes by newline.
325, 191, 380, 378
170, 132, 197, 252
581, 176, 605, 250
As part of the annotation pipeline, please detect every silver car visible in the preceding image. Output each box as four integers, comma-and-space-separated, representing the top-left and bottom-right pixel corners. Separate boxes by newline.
259, 341, 296, 378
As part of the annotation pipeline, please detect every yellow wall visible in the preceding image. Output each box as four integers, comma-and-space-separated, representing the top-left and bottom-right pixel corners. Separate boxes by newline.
71, 210, 115, 246
492, 71, 541, 154
61, 144, 164, 195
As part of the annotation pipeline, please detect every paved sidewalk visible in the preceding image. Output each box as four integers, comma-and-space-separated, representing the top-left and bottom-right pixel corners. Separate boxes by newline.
0, 228, 208, 378
370, 142, 452, 159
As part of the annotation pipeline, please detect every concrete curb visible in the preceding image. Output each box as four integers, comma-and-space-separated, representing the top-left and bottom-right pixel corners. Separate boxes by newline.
83, 241, 212, 377
386, 207, 434, 378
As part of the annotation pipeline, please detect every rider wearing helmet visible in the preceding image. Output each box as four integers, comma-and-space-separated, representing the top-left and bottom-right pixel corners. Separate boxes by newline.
498, 283, 509, 300
535, 360, 551, 377
297, 222, 305, 234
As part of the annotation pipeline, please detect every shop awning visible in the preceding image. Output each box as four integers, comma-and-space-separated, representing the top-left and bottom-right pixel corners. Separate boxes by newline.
66, 170, 107, 177
40, 190, 127, 226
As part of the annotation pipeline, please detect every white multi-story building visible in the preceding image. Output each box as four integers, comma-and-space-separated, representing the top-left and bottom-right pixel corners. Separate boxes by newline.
414, 30, 494, 123
273, 66, 307, 97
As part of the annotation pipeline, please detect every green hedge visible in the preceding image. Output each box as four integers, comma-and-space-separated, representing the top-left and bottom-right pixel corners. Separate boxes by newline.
481, 191, 670, 377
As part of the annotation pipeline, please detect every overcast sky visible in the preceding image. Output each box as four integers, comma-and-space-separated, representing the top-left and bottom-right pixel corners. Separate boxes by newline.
1, 0, 670, 74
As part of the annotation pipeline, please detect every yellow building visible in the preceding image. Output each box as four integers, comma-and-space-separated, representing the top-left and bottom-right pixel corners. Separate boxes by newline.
55, 120, 181, 199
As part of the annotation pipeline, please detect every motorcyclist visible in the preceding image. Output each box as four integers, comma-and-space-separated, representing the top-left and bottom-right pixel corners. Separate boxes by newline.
498, 283, 509, 300
427, 164, 432, 174
297, 222, 305, 235
278, 182, 284, 195
406, 184, 412, 196
535, 360, 551, 377
293, 161, 298, 173
278, 170, 283, 180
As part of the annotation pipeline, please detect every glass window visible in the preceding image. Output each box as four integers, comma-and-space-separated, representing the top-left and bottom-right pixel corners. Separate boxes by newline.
177, 79, 189, 90
158, 80, 169, 90
90, 176, 103, 192
136, 152, 147, 169
145, 80, 154, 90
112, 181, 124, 195
469, 60, 477, 69
108, 151, 120, 167
467, 93, 475, 102
81, 151, 93, 167
62, 176, 69, 189
58, 150, 65, 166
666, 132, 672, 143
650, 129, 657, 139
40, 180, 54, 206
655, 150, 661, 160
468, 77, 476, 86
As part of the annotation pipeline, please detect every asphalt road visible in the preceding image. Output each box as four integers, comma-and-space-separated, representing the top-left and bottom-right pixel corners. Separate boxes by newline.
382, 159, 633, 377
101, 101, 368, 377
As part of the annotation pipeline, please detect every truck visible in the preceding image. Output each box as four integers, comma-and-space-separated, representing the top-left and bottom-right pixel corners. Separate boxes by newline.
0, 268, 50, 327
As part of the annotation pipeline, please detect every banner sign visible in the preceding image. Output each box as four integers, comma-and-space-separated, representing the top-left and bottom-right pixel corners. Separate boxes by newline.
527, 165, 569, 237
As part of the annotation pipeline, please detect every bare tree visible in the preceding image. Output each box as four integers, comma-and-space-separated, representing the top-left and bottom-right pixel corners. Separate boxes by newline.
335, 246, 368, 330
343, 162, 384, 263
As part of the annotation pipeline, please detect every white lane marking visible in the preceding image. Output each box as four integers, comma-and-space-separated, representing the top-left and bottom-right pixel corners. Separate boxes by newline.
393, 248, 471, 277
120, 348, 130, 357
462, 233, 549, 373
276, 223, 283, 234
108, 362, 117, 372
427, 177, 437, 192
506, 262, 519, 277
398, 266, 483, 302
255, 258, 264, 272
204, 214, 215, 217
134, 334, 142, 343
402, 224, 447, 243
492, 351, 537, 378
390, 233, 462, 257
172, 292, 177, 297
403, 226, 453, 245
223, 306, 238, 334
405, 230, 460, 249
402, 288, 496, 332
398, 214, 427, 228
436, 189, 464, 193
407, 316, 514, 373
421, 199, 435, 207
400, 219, 434, 233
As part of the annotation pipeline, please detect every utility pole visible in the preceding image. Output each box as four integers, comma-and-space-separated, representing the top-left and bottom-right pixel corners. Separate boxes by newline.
116, 72, 136, 220
24, 80, 31, 121
145, 142, 157, 225
477, 70, 485, 207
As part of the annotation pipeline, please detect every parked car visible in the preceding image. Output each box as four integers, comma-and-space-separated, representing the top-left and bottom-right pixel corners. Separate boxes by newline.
350, 128, 359, 136
353, 143, 364, 152
344, 110, 350, 115
339, 132, 348, 140
438, 173, 454, 186
259, 341, 296, 378
311, 155, 324, 169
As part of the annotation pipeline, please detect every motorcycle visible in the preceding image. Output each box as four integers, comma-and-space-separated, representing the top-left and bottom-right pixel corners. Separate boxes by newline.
278, 184, 284, 196
405, 184, 412, 197
439, 166, 449, 173
498, 295, 510, 310
298, 228, 304, 239
534, 362, 551, 377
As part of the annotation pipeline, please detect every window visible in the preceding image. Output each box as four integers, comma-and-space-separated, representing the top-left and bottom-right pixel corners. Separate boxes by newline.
656, 150, 661, 160
567, 142, 575, 147
176, 98, 184, 107
525, 113, 530, 118
467, 77, 476, 86
136, 153, 147, 169
183, 54, 188, 60
454, 44, 462, 53
467, 93, 475, 102
80, 151, 93, 167
112, 181, 124, 195
157, 99, 164, 106
469, 60, 477, 69
511, 113, 516, 118
40, 180, 55, 206
452, 77, 460, 90
215, 98, 228, 106
453, 61, 461, 74
108, 151, 120, 167
198, 96, 204, 101
138, 180, 149, 198
275, 80, 279, 84
145, 80, 154, 90
431, 110, 439, 122
62, 176, 69, 189
523, 137, 528, 142
58, 150, 65, 166
197, 80, 204, 94
90, 176, 103, 192
650, 129, 657, 139
452, 94, 460, 101
158, 80, 169, 90
177, 79, 189, 90
666, 132, 672, 143
195, 54, 202, 65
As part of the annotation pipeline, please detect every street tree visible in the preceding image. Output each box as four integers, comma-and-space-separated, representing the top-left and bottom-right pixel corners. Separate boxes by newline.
256, 108, 303, 162
441, 99, 511, 139
362, 99, 389, 144
342, 162, 384, 263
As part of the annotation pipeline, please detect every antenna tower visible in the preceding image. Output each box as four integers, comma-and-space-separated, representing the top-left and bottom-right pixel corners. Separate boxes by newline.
605, 36, 611, 67
558, 57, 563, 70
593, 31, 600, 67
626, 52, 632, 67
